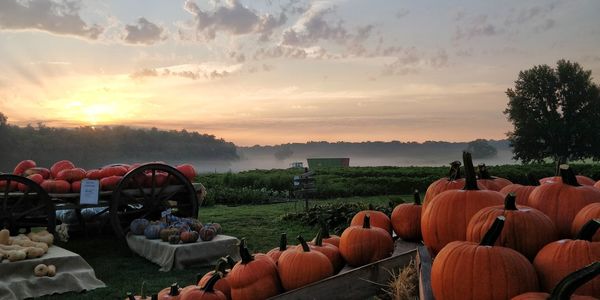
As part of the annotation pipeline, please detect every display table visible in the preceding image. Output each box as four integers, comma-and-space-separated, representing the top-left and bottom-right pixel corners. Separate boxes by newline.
126, 234, 241, 271
0, 246, 106, 300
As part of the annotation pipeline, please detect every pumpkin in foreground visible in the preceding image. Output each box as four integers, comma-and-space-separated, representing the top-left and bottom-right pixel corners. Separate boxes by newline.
571, 203, 600, 242
278, 235, 333, 291
309, 229, 344, 273
198, 258, 232, 299
432, 216, 539, 300
266, 233, 291, 264
181, 273, 226, 300
339, 214, 393, 267
423, 160, 465, 209
227, 239, 280, 300
350, 205, 392, 234
476, 164, 513, 191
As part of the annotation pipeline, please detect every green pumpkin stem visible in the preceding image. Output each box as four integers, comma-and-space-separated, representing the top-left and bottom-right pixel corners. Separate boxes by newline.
575, 219, 600, 241
297, 235, 311, 252
477, 164, 493, 179
462, 152, 479, 190
126, 293, 135, 300
279, 233, 288, 251
555, 156, 567, 176
314, 229, 324, 247
480, 216, 505, 246
151, 294, 158, 300
368, 203, 374, 210
320, 221, 331, 238
448, 161, 462, 180
169, 283, 179, 296
214, 257, 229, 273
225, 255, 236, 268
202, 272, 222, 293
549, 262, 600, 300
559, 164, 581, 186
239, 238, 254, 263
363, 214, 371, 229
526, 173, 540, 186
413, 190, 421, 205
504, 193, 518, 211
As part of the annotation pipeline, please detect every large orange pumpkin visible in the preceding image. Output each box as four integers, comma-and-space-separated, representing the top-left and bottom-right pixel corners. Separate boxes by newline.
56, 168, 87, 182
158, 283, 181, 300
499, 174, 539, 206
391, 190, 422, 241
50, 160, 75, 179
467, 193, 558, 260
198, 258, 231, 300
339, 215, 394, 267
421, 151, 504, 255
423, 161, 465, 208
41, 179, 70, 193
512, 262, 600, 300
311, 222, 340, 247
181, 273, 226, 300
350, 205, 392, 234
572, 203, 600, 242
278, 235, 333, 291
533, 219, 600, 297
476, 164, 513, 191
528, 164, 600, 238
309, 229, 344, 273
266, 233, 291, 264
432, 216, 539, 300
228, 240, 280, 300
540, 175, 596, 186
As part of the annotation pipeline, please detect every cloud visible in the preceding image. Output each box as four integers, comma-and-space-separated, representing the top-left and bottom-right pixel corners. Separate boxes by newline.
0, 0, 103, 39
123, 17, 168, 45
396, 8, 410, 19
281, 4, 348, 46
253, 45, 335, 60
453, 14, 498, 41
130, 68, 159, 79
183, 0, 287, 41
381, 48, 449, 76
130, 63, 242, 81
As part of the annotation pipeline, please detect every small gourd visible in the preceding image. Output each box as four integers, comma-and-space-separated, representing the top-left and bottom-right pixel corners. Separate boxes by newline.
168, 234, 180, 245
144, 224, 162, 240
180, 231, 199, 244
199, 226, 217, 241
34, 264, 49, 277
130, 219, 150, 235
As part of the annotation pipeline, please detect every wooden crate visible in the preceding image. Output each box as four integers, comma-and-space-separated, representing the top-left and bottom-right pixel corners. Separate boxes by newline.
270, 240, 420, 300
417, 246, 435, 300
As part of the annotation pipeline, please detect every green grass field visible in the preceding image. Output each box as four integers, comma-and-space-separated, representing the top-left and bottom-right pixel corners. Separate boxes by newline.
40, 195, 407, 299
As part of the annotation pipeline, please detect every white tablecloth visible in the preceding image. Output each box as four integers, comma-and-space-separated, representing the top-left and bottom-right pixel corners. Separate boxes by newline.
0, 246, 106, 299
126, 234, 240, 271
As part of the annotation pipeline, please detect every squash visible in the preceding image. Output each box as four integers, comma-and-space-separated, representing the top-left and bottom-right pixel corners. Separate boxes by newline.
144, 224, 162, 240
130, 219, 150, 235
100, 175, 123, 191
228, 239, 281, 300
431, 216, 539, 300
198, 258, 231, 300
350, 204, 392, 235
498, 174, 539, 206
56, 168, 86, 182
199, 226, 217, 241
572, 203, 600, 242
23, 167, 51, 179
14, 160, 36, 176
309, 229, 344, 273
41, 179, 71, 193
533, 219, 600, 297
266, 233, 291, 264
176, 164, 197, 182
17, 174, 44, 192
476, 164, 513, 191
158, 283, 181, 300
180, 231, 199, 244
311, 222, 340, 248
181, 273, 226, 300
391, 190, 422, 241
34, 264, 49, 276
339, 214, 393, 267
50, 160, 75, 179
0, 229, 9, 245
278, 235, 333, 291
423, 160, 465, 209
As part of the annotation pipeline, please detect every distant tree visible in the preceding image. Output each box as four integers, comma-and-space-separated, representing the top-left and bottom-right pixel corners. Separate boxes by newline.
466, 139, 497, 158
504, 59, 600, 163
274, 145, 294, 160
0, 112, 7, 127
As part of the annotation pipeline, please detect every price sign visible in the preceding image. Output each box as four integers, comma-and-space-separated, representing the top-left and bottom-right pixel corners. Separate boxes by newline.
80, 179, 100, 205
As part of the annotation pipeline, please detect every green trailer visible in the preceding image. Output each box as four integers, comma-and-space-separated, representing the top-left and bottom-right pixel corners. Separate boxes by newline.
306, 158, 350, 169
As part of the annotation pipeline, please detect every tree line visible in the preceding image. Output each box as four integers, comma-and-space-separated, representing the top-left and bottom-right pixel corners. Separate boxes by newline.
0, 114, 238, 172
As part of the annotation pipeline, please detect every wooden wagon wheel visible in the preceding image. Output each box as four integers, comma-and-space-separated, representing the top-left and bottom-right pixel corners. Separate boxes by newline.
0, 174, 56, 234
109, 163, 198, 238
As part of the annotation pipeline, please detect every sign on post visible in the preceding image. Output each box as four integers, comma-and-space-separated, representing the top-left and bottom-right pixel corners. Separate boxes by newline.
80, 179, 100, 205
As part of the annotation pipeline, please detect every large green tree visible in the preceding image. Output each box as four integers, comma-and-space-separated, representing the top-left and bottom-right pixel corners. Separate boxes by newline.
504, 59, 600, 163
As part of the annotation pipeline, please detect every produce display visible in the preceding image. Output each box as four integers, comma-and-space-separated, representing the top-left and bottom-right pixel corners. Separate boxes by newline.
129, 215, 222, 244
6, 159, 197, 193
0, 229, 53, 262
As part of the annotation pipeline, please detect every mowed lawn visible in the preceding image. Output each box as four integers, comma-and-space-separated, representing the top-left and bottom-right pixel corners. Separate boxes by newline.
40, 195, 408, 299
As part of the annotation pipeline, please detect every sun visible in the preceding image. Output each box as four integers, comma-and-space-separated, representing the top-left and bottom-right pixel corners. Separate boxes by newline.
64, 101, 117, 125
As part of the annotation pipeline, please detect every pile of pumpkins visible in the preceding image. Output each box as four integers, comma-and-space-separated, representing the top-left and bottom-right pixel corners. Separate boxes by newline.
129, 216, 222, 244
415, 152, 600, 300
2, 159, 197, 193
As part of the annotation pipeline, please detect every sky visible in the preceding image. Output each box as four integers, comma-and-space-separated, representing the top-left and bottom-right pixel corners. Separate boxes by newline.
0, 0, 599, 146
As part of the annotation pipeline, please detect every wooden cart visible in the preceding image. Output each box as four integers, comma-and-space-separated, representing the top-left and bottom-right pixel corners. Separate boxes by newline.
0, 163, 200, 238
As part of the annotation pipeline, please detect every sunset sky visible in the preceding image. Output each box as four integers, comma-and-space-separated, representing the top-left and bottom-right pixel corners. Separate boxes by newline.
0, 0, 599, 146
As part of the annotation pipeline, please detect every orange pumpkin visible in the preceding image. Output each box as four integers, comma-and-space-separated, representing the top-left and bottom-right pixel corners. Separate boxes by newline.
86, 169, 103, 180
350, 205, 392, 234
228, 239, 280, 300
176, 164, 197, 182
512, 262, 600, 300
533, 219, 600, 297
266, 233, 291, 264
181, 273, 226, 300
391, 190, 422, 241
572, 203, 600, 242
23, 167, 50, 179
158, 283, 181, 300
50, 160, 75, 179
309, 229, 344, 273
198, 258, 231, 300
41, 179, 71, 193
499, 174, 539, 206
476, 164, 513, 191
339, 215, 394, 267
423, 161, 465, 209
17, 174, 44, 192
56, 168, 86, 182
528, 164, 600, 238
312, 222, 340, 247
278, 235, 333, 291
540, 175, 596, 186
467, 193, 558, 260
421, 151, 504, 255
100, 175, 123, 191
432, 216, 539, 300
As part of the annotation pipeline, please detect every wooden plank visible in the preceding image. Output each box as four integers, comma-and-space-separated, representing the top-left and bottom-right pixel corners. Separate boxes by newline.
417, 245, 435, 300
270, 241, 419, 300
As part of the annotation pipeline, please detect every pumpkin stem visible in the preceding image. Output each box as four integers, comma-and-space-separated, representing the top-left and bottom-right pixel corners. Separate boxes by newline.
314, 229, 324, 247
363, 214, 371, 229
549, 262, 600, 300
477, 164, 493, 179
554, 156, 567, 176
151, 294, 158, 300
504, 193, 518, 211
559, 164, 581, 186
575, 219, 600, 241
448, 161, 462, 180
126, 292, 135, 300
479, 216, 505, 246
214, 257, 229, 273
297, 235, 311, 252
368, 203, 374, 210
320, 221, 331, 238
413, 190, 421, 205
169, 283, 180, 296
462, 152, 479, 190
239, 238, 254, 263
225, 255, 236, 269
526, 173, 540, 186
278, 233, 288, 251
195, 273, 203, 284
202, 272, 222, 293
